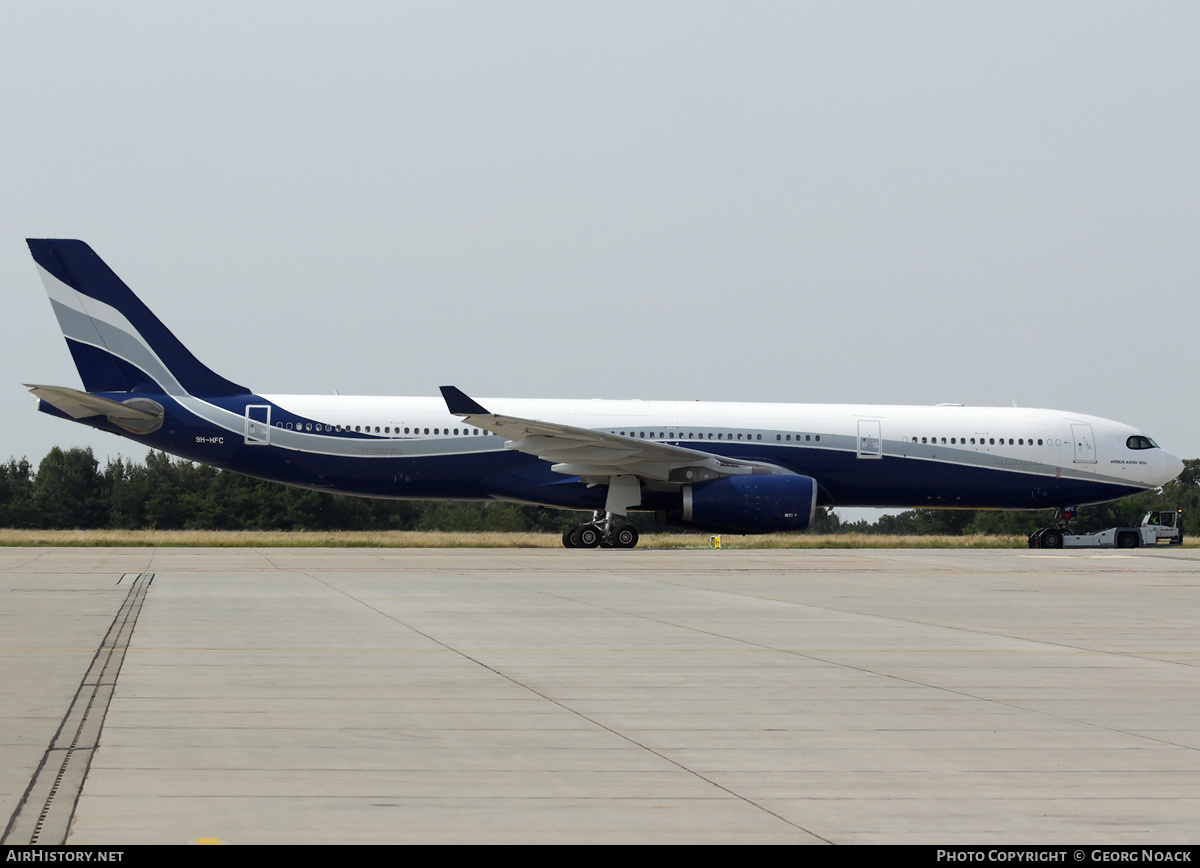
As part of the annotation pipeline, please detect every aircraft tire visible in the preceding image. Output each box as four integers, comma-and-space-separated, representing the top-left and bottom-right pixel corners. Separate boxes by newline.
576, 524, 602, 548
562, 528, 579, 548
1039, 529, 1063, 549
613, 525, 639, 548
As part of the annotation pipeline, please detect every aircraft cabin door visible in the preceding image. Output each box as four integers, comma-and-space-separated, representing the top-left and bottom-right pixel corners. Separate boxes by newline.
857, 420, 882, 459
245, 405, 271, 445
1070, 423, 1096, 463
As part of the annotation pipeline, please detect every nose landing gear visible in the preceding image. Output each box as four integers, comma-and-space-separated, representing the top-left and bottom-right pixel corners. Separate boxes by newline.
1029, 506, 1075, 549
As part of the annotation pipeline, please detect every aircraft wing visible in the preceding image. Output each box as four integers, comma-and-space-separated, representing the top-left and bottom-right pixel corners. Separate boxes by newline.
441, 386, 779, 483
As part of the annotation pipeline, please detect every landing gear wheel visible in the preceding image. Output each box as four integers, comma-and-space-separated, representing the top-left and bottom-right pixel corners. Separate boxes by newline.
1039, 529, 1063, 549
613, 525, 638, 548
575, 524, 602, 548
562, 528, 579, 548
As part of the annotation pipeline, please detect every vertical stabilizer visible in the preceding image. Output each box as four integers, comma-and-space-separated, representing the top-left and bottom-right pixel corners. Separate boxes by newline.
27, 239, 248, 397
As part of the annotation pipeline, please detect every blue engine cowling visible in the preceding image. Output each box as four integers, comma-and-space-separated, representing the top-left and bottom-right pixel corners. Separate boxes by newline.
682, 473, 817, 533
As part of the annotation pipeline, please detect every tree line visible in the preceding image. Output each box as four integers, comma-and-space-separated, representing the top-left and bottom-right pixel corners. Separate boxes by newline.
0, 447, 572, 533
1, 446, 1196, 536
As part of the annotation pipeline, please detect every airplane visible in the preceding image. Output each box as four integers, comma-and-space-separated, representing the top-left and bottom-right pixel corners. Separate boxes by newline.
23, 239, 1184, 548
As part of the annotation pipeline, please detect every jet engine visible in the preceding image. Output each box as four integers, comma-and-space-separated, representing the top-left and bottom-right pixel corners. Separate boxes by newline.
680, 473, 818, 533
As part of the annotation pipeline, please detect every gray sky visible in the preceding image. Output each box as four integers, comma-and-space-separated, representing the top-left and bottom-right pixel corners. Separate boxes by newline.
3, 2, 1198, 489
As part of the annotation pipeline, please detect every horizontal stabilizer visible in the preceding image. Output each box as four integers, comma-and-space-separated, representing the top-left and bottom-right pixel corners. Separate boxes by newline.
26, 384, 161, 421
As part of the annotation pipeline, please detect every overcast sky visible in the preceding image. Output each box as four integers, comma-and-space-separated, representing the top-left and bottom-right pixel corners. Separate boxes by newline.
3, 2, 1198, 495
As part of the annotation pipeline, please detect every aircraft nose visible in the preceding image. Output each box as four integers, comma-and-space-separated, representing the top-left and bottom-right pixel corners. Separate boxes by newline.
1161, 450, 1185, 485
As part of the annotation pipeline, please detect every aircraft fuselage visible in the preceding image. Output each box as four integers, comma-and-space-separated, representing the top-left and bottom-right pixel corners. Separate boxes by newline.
38, 391, 1178, 513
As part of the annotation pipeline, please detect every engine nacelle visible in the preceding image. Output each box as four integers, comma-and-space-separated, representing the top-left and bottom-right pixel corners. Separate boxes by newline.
682, 473, 817, 533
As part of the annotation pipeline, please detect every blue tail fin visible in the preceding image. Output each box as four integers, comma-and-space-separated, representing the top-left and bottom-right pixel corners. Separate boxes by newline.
28, 239, 248, 397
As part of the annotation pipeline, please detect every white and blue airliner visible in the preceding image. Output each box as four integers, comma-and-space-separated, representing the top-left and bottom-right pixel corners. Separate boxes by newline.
24, 239, 1183, 548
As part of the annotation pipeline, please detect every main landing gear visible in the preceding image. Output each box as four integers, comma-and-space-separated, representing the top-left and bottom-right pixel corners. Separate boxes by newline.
562, 511, 640, 549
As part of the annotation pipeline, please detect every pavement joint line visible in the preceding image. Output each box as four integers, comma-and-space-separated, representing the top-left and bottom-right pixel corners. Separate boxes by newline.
304, 569, 835, 844
1, 572, 153, 846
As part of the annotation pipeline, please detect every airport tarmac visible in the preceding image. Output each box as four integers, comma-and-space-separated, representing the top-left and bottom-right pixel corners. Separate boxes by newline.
2, 546, 1199, 845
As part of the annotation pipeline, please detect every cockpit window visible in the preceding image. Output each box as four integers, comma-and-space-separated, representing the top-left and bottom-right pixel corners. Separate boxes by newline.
1126, 435, 1158, 450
